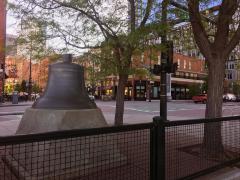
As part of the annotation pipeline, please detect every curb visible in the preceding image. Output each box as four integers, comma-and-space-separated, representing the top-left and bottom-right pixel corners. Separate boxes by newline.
0, 112, 24, 116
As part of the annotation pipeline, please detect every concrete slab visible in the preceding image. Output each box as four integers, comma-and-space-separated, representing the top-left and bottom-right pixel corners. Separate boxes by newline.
0, 119, 20, 136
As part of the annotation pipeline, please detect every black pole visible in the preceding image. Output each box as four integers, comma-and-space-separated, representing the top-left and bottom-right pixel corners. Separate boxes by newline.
160, 0, 168, 120
149, 47, 152, 102
152, 116, 166, 180
28, 42, 33, 101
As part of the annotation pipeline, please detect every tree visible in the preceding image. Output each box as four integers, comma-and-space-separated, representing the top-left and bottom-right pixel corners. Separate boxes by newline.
232, 81, 240, 95
14, 83, 21, 92
185, 0, 240, 155
10, 0, 156, 125
32, 83, 41, 93
17, 17, 49, 100
188, 84, 201, 98
20, 80, 27, 92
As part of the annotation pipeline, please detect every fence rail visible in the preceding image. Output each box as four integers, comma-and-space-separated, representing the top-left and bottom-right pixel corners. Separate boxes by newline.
0, 116, 240, 180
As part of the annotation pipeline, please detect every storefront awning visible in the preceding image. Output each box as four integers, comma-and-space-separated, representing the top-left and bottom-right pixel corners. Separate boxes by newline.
171, 77, 204, 84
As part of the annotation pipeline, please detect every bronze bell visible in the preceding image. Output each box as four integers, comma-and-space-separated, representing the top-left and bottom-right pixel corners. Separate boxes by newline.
32, 54, 97, 109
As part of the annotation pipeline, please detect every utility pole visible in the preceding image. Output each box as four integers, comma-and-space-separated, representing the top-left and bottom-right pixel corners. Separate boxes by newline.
160, 0, 168, 120
28, 41, 33, 101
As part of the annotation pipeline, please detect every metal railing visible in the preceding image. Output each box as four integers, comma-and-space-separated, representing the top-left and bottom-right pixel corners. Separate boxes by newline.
0, 123, 153, 180
0, 116, 240, 180
163, 116, 240, 180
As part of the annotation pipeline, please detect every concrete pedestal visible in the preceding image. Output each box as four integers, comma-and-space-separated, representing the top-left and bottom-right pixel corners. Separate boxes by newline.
16, 108, 108, 134
4, 108, 126, 179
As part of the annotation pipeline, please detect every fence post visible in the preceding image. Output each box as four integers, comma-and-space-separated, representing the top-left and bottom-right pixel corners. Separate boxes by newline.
151, 116, 165, 180
150, 119, 157, 180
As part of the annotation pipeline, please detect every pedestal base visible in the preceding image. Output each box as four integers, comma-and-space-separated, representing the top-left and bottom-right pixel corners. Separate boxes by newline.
16, 108, 108, 134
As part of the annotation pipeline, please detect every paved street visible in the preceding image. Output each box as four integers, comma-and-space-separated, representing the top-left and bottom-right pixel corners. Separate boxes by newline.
0, 100, 240, 136
98, 100, 240, 123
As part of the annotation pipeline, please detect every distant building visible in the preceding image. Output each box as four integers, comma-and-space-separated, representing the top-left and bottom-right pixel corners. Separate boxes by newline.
79, 48, 206, 100
6, 34, 17, 56
4, 56, 49, 93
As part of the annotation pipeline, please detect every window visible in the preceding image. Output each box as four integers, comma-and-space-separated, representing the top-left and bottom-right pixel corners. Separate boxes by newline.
177, 59, 180, 67
189, 62, 191, 70
228, 73, 233, 79
184, 60, 186, 69
141, 53, 144, 62
158, 55, 161, 64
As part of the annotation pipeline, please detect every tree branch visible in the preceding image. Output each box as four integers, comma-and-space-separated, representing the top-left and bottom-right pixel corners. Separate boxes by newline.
51, 0, 114, 38
224, 26, 240, 57
140, 0, 153, 28
169, 0, 217, 24
214, 0, 238, 50
187, 0, 212, 59
128, 0, 136, 31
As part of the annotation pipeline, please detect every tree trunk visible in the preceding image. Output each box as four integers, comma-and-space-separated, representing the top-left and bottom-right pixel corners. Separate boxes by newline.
203, 58, 225, 155
114, 74, 128, 126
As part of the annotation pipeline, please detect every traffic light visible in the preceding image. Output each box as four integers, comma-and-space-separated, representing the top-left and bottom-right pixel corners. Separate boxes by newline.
164, 41, 178, 73
150, 64, 161, 75
149, 40, 178, 74
171, 62, 178, 73
166, 41, 173, 66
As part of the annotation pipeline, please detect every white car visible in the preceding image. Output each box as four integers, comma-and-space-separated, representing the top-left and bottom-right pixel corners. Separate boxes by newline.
223, 93, 236, 102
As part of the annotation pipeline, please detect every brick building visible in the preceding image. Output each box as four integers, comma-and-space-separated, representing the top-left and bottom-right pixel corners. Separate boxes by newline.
80, 48, 206, 100
4, 56, 49, 93
0, 0, 6, 100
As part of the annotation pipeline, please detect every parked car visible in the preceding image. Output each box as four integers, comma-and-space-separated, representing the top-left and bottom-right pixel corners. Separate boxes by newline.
192, 94, 207, 103
235, 95, 240, 102
223, 93, 236, 102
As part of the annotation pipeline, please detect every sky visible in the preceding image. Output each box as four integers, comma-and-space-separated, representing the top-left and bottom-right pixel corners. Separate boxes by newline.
7, 12, 18, 35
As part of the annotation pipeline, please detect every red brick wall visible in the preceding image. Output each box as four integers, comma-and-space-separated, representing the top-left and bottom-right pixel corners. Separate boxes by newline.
0, 0, 6, 96
174, 53, 205, 73
131, 50, 205, 74
5, 56, 50, 91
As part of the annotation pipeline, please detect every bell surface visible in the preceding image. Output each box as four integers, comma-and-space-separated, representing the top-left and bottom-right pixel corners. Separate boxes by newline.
32, 54, 97, 109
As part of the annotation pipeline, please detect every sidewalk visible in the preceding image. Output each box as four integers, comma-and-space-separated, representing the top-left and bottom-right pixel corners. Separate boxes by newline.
0, 101, 33, 107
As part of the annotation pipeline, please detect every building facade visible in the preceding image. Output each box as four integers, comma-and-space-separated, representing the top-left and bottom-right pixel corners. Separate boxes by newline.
4, 56, 49, 93
80, 48, 207, 101
0, 0, 6, 101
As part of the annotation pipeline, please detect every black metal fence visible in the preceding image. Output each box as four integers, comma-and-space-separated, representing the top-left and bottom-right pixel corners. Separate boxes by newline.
0, 123, 152, 180
163, 116, 240, 180
0, 116, 240, 180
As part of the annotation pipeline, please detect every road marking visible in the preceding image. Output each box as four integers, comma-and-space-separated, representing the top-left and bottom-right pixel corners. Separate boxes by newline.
98, 104, 206, 113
